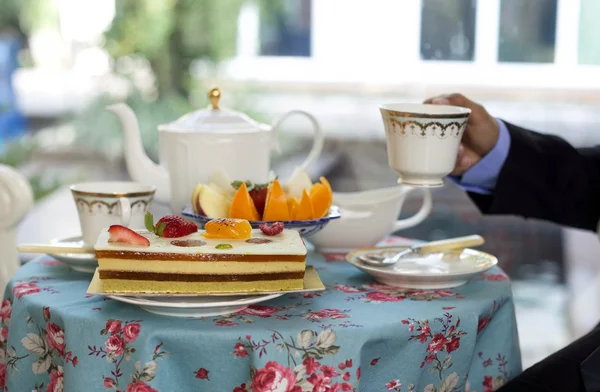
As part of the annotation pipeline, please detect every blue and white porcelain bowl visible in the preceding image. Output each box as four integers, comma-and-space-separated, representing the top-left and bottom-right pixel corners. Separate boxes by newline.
181, 205, 341, 237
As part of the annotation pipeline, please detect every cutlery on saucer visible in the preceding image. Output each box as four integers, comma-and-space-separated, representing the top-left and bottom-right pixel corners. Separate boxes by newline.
358, 235, 484, 267
17, 243, 95, 255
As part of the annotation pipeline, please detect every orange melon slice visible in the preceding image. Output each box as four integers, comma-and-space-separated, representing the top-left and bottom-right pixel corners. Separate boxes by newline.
229, 182, 260, 221
296, 189, 315, 220
287, 197, 300, 220
262, 179, 290, 221
309, 177, 333, 218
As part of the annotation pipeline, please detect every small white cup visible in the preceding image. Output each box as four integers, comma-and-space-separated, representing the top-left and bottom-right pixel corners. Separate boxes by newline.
380, 103, 471, 187
70, 182, 156, 245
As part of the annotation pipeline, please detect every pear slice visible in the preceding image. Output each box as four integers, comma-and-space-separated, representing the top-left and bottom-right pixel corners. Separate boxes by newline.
285, 167, 313, 199
198, 184, 231, 218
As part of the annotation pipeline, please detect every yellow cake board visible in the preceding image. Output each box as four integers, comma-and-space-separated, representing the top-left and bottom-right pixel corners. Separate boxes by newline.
86, 266, 325, 297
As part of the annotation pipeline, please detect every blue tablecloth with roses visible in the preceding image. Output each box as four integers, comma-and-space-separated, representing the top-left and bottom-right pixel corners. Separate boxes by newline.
0, 237, 521, 392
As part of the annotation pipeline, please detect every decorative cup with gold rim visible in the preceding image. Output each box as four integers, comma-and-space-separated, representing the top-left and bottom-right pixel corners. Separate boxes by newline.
70, 182, 156, 245
380, 103, 471, 187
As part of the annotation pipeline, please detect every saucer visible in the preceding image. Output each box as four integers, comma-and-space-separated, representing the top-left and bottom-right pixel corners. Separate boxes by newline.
48, 235, 97, 273
346, 246, 497, 289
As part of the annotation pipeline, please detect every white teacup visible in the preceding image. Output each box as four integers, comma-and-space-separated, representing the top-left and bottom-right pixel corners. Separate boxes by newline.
70, 182, 156, 245
308, 185, 432, 253
380, 103, 471, 187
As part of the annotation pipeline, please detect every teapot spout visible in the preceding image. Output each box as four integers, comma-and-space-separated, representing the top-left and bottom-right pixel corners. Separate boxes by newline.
106, 103, 170, 203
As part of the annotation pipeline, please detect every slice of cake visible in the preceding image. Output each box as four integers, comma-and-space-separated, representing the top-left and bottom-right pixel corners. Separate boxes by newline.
94, 218, 307, 294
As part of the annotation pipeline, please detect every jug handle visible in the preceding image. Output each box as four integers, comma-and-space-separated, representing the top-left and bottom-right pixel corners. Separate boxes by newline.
271, 110, 325, 172
393, 188, 433, 232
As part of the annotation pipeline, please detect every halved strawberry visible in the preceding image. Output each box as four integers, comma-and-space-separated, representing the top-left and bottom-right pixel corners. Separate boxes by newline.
232, 180, 270, 217
145, 212, 198, 238
249, 186, 268, 217
108, 225, 150, 246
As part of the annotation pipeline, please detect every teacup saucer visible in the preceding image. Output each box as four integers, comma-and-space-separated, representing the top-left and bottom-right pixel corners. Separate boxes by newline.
48, 235, 97, 273
346, 246, 497, 289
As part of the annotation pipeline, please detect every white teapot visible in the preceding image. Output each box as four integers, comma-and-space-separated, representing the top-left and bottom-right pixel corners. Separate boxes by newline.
107, 88, 325, 213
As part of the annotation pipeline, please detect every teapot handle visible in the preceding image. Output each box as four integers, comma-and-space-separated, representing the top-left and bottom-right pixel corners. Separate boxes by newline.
271, 110, 325, 172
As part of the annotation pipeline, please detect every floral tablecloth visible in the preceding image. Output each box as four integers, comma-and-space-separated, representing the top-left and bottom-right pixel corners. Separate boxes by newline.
0, 237, 521, 392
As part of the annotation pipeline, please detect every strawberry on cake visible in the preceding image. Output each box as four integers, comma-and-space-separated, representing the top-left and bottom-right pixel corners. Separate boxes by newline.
94, 215, 307, 294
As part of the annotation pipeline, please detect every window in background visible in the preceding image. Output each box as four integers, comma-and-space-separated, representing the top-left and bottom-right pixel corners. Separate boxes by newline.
579, 0, 600, 64
498, 0, 557, 63
259, 0, 311, 57
420, 0, 476, 61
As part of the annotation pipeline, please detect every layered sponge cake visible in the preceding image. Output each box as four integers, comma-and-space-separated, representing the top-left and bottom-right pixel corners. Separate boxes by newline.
94, 219, 307, 294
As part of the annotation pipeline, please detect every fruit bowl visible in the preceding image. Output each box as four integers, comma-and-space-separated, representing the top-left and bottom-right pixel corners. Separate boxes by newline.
181, 205, 341, 237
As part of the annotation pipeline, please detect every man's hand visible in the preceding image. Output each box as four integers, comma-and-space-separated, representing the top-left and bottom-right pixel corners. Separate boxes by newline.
423, 93, 499, 176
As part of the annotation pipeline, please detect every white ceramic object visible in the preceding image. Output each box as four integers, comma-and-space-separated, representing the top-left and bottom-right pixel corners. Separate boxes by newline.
48, 235, 97, 273
107, 88, 325, 213
346, 246, 498, 289
308, 186, 432, 252
380, 103, 471, 187
70, 182, 155, 245
0, 164, 34, 292
108, 293, 283, 318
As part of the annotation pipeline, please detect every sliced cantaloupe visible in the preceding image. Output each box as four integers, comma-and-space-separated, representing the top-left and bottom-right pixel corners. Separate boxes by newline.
309, 176, 334, 218
229, 182, 260, 221
262, 179, 290, 221
287, 197, 300, 220
296, 189, 315, 220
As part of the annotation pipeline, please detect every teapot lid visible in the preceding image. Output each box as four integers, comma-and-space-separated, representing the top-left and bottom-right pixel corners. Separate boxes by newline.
158, 88, 264, 133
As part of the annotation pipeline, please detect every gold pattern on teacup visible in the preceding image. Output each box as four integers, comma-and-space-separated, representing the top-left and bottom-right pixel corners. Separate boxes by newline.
75, 198, 151, 214
381, 108, 470, 119
385, 117, 467, 140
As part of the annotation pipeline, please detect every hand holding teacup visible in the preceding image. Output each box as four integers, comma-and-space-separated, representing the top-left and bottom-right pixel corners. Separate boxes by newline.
423, 93, 500, 176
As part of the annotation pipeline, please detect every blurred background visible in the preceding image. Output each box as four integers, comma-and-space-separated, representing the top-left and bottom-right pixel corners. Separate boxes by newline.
2, 0, 600, 370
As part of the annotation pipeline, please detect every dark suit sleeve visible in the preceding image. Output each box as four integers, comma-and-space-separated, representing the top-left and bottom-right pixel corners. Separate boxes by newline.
467, 121, 600, 232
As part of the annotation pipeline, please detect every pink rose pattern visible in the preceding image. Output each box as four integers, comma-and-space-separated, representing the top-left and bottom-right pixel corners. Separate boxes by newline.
231, 330, 359, 392
0, 252, 512, 391
0, 304, 77, 392
334, 281, 458, 303
402, 312, 465, 379
88, 321, 169, 390
380, 328, 513, 392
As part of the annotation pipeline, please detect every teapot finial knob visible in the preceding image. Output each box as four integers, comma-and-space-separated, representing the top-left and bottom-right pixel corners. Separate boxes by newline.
209, 87, 221, 110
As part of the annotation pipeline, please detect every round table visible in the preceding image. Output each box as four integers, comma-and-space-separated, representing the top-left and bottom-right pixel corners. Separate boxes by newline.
0, 237, 522, 392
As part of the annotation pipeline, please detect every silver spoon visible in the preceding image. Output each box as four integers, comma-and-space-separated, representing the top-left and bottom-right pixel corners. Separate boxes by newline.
358, 235, 485, 267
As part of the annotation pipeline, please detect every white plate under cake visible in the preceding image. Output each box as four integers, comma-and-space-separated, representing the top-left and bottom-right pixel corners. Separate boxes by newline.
94, 218, 307, 294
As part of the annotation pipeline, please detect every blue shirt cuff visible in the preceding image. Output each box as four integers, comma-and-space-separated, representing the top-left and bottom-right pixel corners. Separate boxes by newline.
448, 119, 511, 195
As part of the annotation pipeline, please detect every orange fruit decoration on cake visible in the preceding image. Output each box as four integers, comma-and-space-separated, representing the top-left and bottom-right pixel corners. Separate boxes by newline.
229, 182, 260, 221
295, 189, 315, 220
203, 218, 252, 239
287, 197, 300, 220
309, 176, 333, 218
262, 180, 290, 221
